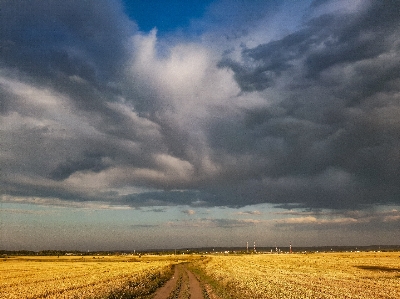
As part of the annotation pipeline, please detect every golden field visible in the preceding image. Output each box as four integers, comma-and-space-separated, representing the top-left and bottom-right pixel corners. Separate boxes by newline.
0, 255, 179, 299
1, 252, 400, 298
193, 251, 400, 299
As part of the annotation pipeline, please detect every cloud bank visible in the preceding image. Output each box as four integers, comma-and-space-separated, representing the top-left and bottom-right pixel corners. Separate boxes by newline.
1, 0, 399, 210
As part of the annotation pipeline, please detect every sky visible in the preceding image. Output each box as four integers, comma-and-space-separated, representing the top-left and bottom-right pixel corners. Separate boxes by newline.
0, 0, 399, 251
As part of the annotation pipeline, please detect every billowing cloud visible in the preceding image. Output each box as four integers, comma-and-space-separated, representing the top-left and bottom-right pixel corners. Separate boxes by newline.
208, 0, 400, 208
1, 0, 399, 213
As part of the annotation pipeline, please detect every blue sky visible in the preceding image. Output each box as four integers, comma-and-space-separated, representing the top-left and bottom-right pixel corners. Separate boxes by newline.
121, 0, 214, 34
1, 0, 400, 250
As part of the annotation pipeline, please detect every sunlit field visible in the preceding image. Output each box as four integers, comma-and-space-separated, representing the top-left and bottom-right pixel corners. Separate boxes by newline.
0, 255, 180, 299
193, 251, 400, 299
1, 252, 399, 299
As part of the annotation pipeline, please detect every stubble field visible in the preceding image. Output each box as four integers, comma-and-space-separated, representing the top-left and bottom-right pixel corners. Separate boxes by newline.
1, 252, 399, 299
192, 252, 400, 299
0, 255, 178, 299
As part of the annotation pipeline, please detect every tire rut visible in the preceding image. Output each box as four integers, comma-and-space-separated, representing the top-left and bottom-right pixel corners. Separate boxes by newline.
152, 264, 216, 299
153, 265, 180, 299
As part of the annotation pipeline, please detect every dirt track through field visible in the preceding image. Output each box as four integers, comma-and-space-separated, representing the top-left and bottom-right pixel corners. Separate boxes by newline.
152, 264, 214, 299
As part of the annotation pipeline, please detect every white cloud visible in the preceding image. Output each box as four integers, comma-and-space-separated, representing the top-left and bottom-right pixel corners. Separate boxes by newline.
127, 30, 240, 120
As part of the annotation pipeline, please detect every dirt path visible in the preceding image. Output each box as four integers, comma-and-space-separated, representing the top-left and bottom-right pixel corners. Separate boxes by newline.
152, 264, 218, 299
153, 265, 181, 299
186, 270, 203, 299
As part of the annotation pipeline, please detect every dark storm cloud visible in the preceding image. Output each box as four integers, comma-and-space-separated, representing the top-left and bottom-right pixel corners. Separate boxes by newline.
221, 0, 400, 87
0, 0, 156, 202
218, 29, 310, 91
0, 0, 133, 83
210, 0, 400, 208
304, 2, 400, 79
1, 0, 399, 211
50, 151, 110, 181
0, 0, 136, 132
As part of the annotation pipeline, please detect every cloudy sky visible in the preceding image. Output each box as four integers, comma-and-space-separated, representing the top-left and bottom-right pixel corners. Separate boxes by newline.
1, 0, 399, 251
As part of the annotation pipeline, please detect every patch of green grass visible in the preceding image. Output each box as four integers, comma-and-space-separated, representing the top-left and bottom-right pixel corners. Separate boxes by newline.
187, 261, 233, 299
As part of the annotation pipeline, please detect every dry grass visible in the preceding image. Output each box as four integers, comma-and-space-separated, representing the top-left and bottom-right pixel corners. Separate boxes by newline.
2, 252, 399, 299
192, 252, 400, 299
0, 255, 179, 299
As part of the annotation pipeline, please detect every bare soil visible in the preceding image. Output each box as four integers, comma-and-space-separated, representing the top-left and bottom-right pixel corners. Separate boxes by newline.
152, 264, 220, 299
153, 265, 181, 299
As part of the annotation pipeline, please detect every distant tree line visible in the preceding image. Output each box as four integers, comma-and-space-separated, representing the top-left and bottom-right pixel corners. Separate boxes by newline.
1, 245, 400, 257
0, 250, 113, 256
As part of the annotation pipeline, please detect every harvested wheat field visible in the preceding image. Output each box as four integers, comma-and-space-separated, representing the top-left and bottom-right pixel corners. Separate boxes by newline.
0, 255, 179, 299
192, 251, 400, 299
1, 252, 399, 299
